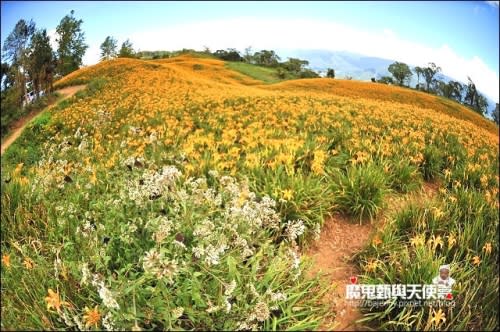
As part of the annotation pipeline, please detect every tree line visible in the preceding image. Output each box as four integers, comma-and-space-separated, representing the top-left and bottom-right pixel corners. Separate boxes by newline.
1, 10, 88, 108
375, 61, 492, 120
99, 43, 320, 79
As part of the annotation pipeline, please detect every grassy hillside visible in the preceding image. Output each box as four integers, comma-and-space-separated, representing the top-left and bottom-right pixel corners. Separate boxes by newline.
225, 62, 283, 83
1, 55, 498, 331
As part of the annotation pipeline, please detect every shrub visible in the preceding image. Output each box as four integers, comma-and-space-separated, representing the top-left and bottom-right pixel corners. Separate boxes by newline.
333, 164, 388, 223
421, 144, 444, 180
387, 159, 423, 193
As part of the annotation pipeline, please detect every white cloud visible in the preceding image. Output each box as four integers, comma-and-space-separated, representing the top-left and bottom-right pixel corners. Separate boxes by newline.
485, 1, 499, 8
83, 17, 499, 102
47, 29, 58, 52
82, 44, 100, 66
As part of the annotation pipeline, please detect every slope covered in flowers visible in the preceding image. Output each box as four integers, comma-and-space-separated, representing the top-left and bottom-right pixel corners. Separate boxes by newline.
1, 55, 498, 331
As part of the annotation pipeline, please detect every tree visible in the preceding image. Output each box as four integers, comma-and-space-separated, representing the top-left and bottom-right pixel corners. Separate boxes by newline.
464, 76, 477, 107
100, 36, 118, 61
27, 28, 54, 97
2, 19, 35, 65
474, 93, 488, 116
1, 62, 14, 90
213, 49, 243, 61
2, 19, 36, 106
253, 50, 280, 67
118, 39, 135, 58
326, 68, 335, 78
281, 58, 309, 74
56, 10, 88, 76
276, 67, 286, 79
448, 81, 463, 103
464, 77, 488, 115
435, 80, 451, 98
388, 61, 412, 86
422, 62, 441, 92
378, 76, 394, 84
243, 46, 253, 63
299, 69, 319, 78
414, 66, 424, 88
492, 103, 499, 125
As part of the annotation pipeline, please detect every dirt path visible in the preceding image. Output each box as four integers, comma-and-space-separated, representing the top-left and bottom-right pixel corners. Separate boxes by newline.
1, 85, 86, 155
305, 182, 439, 331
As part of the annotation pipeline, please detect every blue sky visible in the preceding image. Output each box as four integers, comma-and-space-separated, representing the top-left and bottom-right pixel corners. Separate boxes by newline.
1, 1, 499, 101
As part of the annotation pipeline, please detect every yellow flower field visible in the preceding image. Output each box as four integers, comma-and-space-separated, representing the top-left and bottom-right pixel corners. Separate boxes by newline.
1, 54, 498, 330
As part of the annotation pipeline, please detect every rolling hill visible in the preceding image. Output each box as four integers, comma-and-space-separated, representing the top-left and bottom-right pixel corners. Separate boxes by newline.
280, 49, 498, 115
1, 55, 498, 331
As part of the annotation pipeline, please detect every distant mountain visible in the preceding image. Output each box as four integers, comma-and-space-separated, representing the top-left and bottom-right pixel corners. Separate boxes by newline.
278, 49, 395, 81
277, 49, 497, 116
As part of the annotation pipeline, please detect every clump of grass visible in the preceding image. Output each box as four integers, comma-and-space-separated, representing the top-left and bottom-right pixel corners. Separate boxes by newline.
386, 159, 423, 193
249, 166, 335, 244
333, 164, 388, 223
421, 144, 444, 181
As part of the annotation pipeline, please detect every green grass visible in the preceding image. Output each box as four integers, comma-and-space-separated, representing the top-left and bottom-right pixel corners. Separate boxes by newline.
225, 62, 283, 84
1, 56, 498, 331
357, 186, 499, 331
331, 163, 389, 223
1, 93, 59, 140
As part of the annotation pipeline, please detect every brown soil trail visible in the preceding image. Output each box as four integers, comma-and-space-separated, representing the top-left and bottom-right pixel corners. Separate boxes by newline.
305, 182, 439, 331
1, 85, 86, 155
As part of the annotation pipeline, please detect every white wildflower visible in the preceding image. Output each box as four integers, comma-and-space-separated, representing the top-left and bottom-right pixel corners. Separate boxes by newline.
284, 219, 306, 242
152, 217, 172, 243
98, 282, 120, 309
81, 263, 90, 286
224, 297, 232, 313
289, 249, 301, 270
142, 250, 179, 282
173, 240, 186, 250
160, 165, 182, 184
157, 259, 179, 283
253, 301, 270, 322
206, 300, 221, 313
225, 280, 237, 296
74, 127, 83, 139
60, 310, 75, 327
102, 312, 116, 331
270, 292, 287, 302
77, 138, 88, 151
242, 247, 254, 258
91, 273, 102, 288
171, 307, 184, 319
54, 257, 62, 278
72, 314, 85, 330
143, 249, 161, 274
248, 283, 260, 298
192, 245, 205, 258
288, 249, 302, 280
204, 244, 227, 266
149, 131, 158, 144
193, 218, 215, 237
